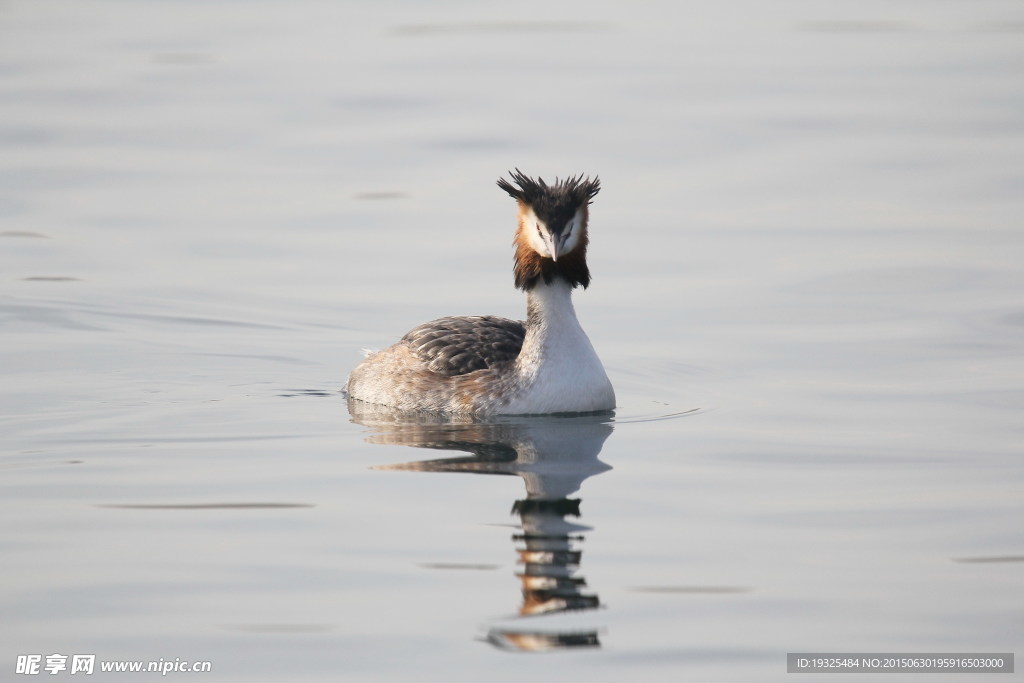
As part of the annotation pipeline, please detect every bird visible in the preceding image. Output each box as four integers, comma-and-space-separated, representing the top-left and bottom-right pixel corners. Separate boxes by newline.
345, 169, 615, 415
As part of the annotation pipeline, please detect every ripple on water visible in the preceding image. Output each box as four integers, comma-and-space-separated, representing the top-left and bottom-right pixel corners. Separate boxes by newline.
96, 503, 315, 510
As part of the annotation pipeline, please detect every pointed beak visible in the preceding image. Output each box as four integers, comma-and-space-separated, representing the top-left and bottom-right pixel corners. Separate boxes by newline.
542, 230, 560, 262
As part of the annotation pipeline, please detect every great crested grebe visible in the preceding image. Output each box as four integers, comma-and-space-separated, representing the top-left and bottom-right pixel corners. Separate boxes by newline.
346, 170, 615, 414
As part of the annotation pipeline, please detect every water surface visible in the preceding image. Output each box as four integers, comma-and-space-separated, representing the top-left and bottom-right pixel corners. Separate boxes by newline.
2, 1, 1022, 681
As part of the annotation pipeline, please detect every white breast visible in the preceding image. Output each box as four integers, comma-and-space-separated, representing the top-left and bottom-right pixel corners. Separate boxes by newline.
499, 281, 615, 414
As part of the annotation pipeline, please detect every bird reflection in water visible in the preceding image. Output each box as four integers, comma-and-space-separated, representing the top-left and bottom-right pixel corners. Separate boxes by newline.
347, 398, 614, 652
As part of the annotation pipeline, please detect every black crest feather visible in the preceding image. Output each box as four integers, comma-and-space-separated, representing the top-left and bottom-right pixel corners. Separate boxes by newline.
497, 169, 600, 230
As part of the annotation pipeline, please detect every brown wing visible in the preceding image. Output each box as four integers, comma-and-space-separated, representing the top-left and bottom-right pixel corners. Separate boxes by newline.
402, 315, 526, 377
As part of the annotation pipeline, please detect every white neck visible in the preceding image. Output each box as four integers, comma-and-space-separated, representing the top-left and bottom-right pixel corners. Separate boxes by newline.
502, 278, 615, 413
526, 277, 578, 332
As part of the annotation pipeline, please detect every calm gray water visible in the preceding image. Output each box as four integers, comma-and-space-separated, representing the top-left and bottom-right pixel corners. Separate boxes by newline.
2, 1, 1022, 681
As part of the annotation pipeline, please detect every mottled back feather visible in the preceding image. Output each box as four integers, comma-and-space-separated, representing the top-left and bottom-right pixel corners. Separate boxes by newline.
402, 315, 526, 376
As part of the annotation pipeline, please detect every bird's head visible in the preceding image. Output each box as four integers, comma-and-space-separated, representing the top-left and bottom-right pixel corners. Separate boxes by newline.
497, 169, 600, 291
